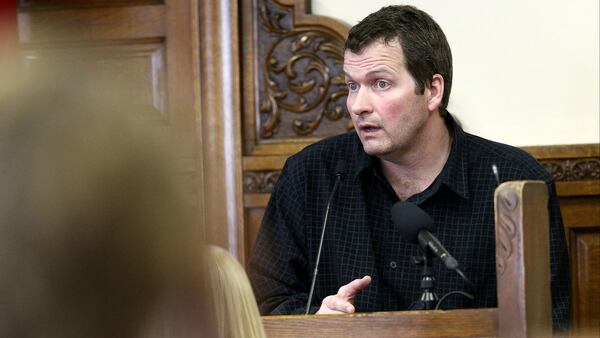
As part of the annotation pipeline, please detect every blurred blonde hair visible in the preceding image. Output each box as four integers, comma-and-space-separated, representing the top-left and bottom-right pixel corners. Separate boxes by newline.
0, 72, 203, 338
206, 245, 266, 338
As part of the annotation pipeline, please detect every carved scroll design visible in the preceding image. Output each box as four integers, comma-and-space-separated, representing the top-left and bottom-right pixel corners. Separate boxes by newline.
244, 170, 281, 193
258, 0, 351, 139
496, 188, 520, 278
242, 154, 600, 194
539, 158, 600, 181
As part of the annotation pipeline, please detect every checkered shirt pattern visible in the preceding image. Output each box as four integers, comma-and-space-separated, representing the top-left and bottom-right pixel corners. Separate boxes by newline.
248, 114, 570, 330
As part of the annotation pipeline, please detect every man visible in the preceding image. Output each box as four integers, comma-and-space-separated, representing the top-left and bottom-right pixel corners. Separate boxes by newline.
249, 5, 570, 331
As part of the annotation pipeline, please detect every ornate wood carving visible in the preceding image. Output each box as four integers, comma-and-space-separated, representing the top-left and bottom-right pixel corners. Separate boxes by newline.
256, 0, 351, 140
244, 170, 281, 193
242, 155, 600, 193
494, 181, 551, 338
495, 187, 519, 278
539, 158, 600, 181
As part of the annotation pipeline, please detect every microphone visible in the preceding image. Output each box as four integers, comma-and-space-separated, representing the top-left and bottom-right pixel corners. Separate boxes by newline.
491, 164, 501, 186
305, 159, 347, 314
391, 201, 458, 270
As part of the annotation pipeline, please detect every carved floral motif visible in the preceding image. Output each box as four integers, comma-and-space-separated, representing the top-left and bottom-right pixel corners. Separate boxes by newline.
257, 0, 351, 139
243, 158, 600, 194
244, 171, 281, 193
540, 158, 600, 181
496, 188, 520, 278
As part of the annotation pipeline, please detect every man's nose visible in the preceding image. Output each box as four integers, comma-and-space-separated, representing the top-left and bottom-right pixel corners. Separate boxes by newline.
348, 88, 373, 116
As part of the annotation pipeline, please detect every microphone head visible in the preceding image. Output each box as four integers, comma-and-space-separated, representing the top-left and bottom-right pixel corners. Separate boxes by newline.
391, 201, 435, 244
333, 160, 347, 180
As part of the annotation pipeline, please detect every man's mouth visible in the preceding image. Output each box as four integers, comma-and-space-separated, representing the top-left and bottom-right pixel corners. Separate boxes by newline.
359, 124, 381, 135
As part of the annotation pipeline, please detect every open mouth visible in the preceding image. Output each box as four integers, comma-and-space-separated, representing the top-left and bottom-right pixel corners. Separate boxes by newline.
360, 125, 381, 135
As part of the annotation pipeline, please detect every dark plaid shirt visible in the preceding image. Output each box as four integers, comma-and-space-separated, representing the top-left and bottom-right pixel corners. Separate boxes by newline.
248, 115, 570, 330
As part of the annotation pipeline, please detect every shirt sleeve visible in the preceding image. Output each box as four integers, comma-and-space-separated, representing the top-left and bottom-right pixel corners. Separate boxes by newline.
546, 180, 572, 332
248, 160, 312, 315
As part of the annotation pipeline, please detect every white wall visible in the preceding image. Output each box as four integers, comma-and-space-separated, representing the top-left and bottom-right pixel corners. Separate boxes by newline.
312, 0, 599, 146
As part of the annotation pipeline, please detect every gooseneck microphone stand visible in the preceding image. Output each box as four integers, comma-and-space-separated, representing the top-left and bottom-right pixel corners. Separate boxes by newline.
305, 161, 346, 314
408, 249, 439, 310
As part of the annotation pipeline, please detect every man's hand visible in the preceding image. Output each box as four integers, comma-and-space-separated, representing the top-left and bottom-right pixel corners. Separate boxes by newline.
316, 276, 372, 314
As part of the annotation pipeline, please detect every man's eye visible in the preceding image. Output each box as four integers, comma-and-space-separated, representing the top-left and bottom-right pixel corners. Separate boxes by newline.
376, 80, 390, 89
347, 82, 359, 91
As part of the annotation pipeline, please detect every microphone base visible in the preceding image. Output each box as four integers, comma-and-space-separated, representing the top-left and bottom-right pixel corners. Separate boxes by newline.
407, 250, 439, 310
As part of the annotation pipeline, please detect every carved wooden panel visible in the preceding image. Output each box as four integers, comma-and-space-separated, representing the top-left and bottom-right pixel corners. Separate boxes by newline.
242, 0, 352, 156
243, 170, 280, 194
539, 158, 600, 181
243, 150, 600, 194
256, 0, 350, 139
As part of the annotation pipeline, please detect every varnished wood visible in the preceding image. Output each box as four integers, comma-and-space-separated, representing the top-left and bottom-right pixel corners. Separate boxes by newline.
571, 231, 600, 337
521, 143, 600, 159
18, 0, 161, 10
18, 5, 165, 43
21, 41, 168, 120
494, 181, 551, 338
263, 308, 498, 338
198, 0, 245, 260
559, 197, 600, 228
556, 180, 600, 197
244, 194, 271, 208
245, 207, 267, 266
243, 156, 288, 171
17, 0, 203, 232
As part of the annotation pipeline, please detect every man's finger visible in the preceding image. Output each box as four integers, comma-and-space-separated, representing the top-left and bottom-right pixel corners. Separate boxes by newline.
337, 276, 372, 300
319, 295, 355, 314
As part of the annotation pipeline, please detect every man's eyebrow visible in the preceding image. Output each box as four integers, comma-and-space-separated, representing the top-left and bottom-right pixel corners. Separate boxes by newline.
343, 67, 395, 80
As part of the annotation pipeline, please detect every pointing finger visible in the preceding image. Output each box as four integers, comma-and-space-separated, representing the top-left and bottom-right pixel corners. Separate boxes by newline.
337, 276, 372, 301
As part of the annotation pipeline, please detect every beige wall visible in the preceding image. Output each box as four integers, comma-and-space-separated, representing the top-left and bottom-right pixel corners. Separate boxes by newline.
313, 0, 599, 146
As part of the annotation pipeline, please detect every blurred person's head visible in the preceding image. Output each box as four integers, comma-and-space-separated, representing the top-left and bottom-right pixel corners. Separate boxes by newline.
206, 245, 266, 338
0, 73, 204, 338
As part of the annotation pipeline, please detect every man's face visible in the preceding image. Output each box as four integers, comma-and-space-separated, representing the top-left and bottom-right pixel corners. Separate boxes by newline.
344, 41, 433, 160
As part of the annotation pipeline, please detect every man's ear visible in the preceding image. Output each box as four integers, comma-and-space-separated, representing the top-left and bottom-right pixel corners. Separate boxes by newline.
427, 74, 444, 112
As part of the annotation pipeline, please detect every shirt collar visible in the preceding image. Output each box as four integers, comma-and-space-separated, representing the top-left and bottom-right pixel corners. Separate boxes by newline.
437, 112, 470, 200
347, 112, 470, 200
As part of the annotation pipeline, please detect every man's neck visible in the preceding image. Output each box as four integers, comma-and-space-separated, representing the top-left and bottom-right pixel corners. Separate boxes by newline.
380, 114, 452, 201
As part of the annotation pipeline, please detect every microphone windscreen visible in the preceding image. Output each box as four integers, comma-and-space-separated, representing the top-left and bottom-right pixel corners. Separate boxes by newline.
334, 160, 347, 178
391, 201, 435, 244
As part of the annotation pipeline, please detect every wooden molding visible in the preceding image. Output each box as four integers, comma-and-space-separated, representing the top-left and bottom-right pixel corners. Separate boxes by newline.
494, 181, 552, 338
242, 144, 600, 194
263, 309, 498, 338
198, 0, 245, 260
539, 158, 600, 181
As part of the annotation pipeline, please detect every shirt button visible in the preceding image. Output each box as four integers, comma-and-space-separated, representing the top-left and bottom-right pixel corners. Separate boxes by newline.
389, 261, 397, 269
